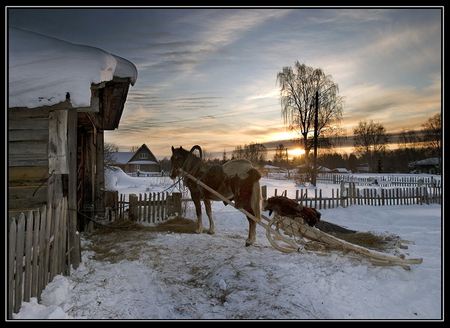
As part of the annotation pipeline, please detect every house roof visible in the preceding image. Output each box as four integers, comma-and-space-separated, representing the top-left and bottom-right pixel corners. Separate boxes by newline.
8, 27, 137, 109
414, 157, 440, 166
330, 168, 348, 173
111, 144, 160, 165
111, 152, 134, 164
128, 160, 158, 165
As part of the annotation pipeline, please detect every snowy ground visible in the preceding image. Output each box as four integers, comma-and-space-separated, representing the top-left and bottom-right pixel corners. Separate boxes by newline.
13, 170, 442, 321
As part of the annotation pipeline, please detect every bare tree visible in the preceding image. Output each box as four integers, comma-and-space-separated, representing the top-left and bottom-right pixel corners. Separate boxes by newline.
129, 145, 140, 152
232, 142, 267, 167
104, 142, 119, 167
421, 112, 441, 159
273, 144, 287, 167
277, 62, 345, 168
398, 128, 424, 165
353, 120, 390, 170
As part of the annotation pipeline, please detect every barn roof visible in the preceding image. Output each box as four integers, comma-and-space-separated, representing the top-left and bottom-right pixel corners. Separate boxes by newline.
8, 27, 138, 109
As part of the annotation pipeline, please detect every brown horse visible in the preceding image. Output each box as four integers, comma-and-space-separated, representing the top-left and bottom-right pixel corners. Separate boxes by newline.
170, 146, 262, 246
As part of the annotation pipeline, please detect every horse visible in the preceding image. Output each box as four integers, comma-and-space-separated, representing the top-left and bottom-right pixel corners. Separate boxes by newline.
170, 145, 262, 246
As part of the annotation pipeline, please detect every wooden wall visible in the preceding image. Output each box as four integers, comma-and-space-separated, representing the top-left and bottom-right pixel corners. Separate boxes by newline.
8, 107, 50, 210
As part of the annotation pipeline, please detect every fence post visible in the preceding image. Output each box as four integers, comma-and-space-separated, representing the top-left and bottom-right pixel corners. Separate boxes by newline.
129, 194, 138, 220
261, 185, 267, 200
171, 192, 182, 217
340, 181, 346, 207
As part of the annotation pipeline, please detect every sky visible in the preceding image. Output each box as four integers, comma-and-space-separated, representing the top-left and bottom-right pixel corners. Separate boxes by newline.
7, 7, 442, 159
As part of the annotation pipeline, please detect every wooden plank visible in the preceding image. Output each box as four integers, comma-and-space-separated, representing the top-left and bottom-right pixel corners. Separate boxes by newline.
50, 200, 61, 280
8, 185, 47, 210
8, 140, 48, 157
36, 206, 46, 300
23, 211, 34, 302
8, 219, 17, 319
8, 166, 48, 183
67, 107, 80, 269
48, 110, 69, 174
9, 129, 49, 142
31, 209, 41, 298
9, 117, 48, 131
14, 214, 26, 314
41, 204, 53, 299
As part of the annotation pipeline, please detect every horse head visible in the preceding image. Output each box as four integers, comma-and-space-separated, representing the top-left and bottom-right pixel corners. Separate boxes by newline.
170, 146, 186, 179
170, 145, 203, 179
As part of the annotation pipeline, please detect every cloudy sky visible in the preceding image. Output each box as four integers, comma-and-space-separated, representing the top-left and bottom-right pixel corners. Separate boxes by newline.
8, 7, 442, 159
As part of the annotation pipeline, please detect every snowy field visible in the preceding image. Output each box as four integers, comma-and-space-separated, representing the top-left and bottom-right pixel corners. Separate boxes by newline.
13, 170, 442, 321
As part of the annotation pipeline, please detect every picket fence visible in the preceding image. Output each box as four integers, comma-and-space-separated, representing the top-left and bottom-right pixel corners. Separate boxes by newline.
8, 198, 74, 319
262, 184, 441, 210
318, 173, 441, 187
118, 192, 182, 223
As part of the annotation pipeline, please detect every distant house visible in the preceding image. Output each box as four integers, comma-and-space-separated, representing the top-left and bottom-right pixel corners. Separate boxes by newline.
111, 144, 161, 174
409, 157, 441, 174
296, 164, 331, 173
329, 168, 349, 174
356, 163, 370, 173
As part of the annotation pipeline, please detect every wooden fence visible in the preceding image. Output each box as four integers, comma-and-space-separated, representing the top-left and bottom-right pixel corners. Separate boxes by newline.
262, 184, 442, 210
318, 173, 441, 187
118, 192, 182, 223
8, 198, 75, 319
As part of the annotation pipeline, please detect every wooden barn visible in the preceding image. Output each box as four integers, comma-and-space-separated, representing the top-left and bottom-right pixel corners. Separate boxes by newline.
111, 144, 161, 174
8, 27, 138, 268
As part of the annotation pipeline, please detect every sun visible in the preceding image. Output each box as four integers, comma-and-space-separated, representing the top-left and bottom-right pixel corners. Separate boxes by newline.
290, 148, 305, 157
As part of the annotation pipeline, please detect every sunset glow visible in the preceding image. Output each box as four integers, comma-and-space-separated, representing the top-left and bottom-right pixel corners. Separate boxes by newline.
289, 148, 305, 157
8, 8, 442, 159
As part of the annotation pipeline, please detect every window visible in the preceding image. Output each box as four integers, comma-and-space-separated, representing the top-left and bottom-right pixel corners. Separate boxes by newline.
139, 153, 148, 159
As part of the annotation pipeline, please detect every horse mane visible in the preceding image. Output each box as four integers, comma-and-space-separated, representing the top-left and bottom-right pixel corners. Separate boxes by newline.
189, 145, 203, 159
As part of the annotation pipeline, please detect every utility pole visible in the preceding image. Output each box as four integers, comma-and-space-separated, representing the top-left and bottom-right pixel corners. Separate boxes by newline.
311, 91, 319, 186
285, 148, 290, 179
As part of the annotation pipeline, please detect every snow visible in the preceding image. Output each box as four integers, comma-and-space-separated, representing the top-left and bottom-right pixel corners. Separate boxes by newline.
8, 27, 137, 109
12, 170, 442, 320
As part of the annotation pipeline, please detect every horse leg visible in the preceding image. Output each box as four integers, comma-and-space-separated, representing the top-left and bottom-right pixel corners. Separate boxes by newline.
192, 194, 204, 234
245, 214, 257, 246
244, 181, 261, 246
204, 199, 215, 234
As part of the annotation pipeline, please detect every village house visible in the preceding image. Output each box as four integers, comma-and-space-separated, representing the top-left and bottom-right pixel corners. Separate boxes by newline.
111, 144, 161, 175
8, 27, 138, 269
409, 157, 441, 174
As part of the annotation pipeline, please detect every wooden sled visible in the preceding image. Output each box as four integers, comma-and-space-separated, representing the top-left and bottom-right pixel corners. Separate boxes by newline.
179, 169, 423, 270
264, 213, 423, 270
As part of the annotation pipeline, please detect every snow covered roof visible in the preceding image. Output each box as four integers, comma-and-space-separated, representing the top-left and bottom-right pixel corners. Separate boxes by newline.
330, 167, 348, 173
8, 27, 138, 109
264, 165, 280, 169
128, 160, 158, 165
111, 152, 135, 164
414, 157, 440, 166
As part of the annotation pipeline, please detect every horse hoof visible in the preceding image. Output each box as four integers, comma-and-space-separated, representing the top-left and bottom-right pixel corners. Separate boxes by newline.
196, 228, 203, 234
245, 242, 253, 247
207, 230, 215, 235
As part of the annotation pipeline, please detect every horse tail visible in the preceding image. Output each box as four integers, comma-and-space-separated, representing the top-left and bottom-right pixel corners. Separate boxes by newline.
251, 179, 262, 220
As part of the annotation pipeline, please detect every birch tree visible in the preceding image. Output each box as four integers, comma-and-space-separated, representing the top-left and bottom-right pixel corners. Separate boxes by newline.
277, 62, 345, 168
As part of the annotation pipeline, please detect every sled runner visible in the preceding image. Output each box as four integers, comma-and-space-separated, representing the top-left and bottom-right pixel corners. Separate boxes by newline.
264, 213, 422, 270
178, 168, 423, 270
